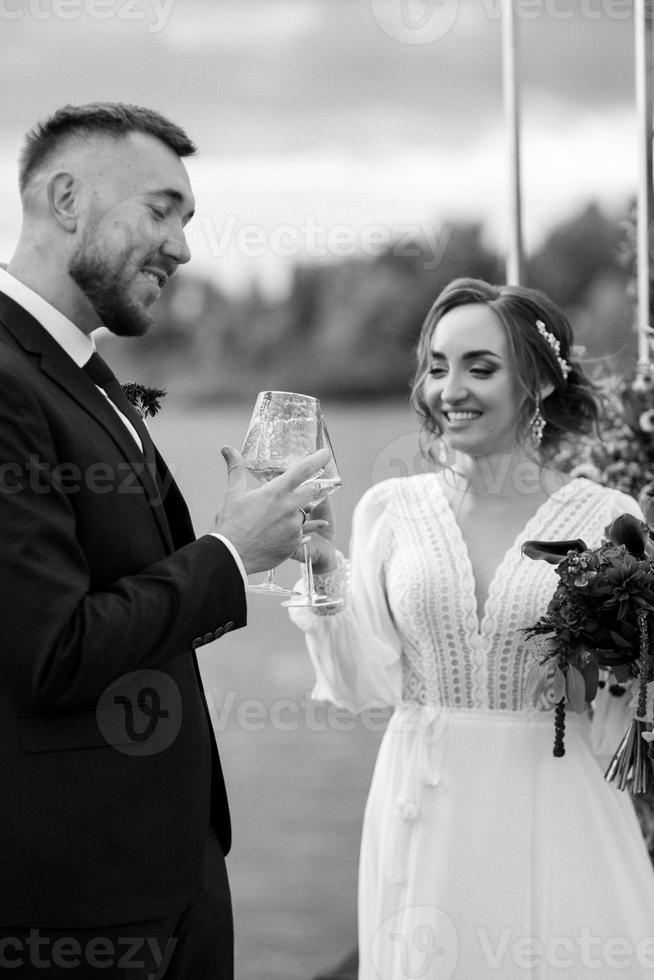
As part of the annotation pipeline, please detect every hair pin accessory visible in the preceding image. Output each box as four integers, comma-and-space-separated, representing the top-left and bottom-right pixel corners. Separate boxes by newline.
535, 320, 571, 381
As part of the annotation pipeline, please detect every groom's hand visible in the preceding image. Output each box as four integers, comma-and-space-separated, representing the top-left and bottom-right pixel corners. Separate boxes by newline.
214, 446, 331, 574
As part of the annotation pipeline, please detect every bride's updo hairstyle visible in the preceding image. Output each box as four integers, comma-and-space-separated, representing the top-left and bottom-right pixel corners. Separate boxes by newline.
410, 277, 599, 460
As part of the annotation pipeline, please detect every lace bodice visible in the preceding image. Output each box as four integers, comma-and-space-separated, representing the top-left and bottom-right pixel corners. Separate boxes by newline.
293, 476, 643, 712
386, 476, 624, 710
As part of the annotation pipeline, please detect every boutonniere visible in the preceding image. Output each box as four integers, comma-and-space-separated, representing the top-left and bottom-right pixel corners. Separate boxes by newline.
121, 383, 167, 419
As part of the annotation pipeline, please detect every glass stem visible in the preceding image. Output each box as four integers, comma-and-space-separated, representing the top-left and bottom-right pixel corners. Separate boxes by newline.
303, 543, 317, 601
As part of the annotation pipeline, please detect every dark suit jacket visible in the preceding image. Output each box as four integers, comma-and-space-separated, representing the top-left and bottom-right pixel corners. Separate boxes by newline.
0, 290, 246, 927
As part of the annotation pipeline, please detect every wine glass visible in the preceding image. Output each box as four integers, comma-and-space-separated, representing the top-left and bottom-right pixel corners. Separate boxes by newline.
240, 391, 321, 597
240, 391, 342, 607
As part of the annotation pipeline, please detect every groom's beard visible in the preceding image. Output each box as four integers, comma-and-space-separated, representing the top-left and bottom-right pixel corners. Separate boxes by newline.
69, 226, 154, 338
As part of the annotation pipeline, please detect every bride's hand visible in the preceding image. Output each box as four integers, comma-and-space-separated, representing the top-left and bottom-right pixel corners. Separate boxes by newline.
292, 496, 337, 573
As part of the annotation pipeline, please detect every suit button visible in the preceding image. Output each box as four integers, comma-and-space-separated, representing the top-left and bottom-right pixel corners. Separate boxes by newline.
224, 621, 235, 632
202, 632, 214, 644
213, 627, 224, 640
191, 637, 202, 649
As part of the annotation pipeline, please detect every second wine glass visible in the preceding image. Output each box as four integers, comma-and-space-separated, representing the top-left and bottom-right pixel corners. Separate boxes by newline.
282, 409, 343, 610
240, 390, 342, 607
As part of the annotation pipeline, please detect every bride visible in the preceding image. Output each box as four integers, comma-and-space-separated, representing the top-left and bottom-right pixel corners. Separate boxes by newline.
290, 278, 654, 979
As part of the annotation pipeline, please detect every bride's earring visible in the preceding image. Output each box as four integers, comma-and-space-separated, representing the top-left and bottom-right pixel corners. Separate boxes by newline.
434, 437, 449, 466
529, 396, 546, 448
426, 431, 448, 467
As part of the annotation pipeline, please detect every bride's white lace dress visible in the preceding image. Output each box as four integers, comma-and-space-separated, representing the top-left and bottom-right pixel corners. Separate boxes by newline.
291, 476, 654, 979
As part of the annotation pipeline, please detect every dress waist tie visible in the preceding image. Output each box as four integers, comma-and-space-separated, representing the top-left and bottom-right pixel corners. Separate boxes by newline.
388, 703, 450, 885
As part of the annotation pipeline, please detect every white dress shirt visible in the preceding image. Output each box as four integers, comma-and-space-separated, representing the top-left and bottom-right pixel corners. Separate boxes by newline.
0, 267, 247, 586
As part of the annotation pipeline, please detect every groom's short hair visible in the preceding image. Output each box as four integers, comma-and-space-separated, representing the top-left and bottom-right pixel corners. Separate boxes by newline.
18, 102, 196, 193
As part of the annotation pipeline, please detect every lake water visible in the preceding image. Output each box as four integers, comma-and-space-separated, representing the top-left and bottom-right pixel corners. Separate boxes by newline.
154, 398, 418, 980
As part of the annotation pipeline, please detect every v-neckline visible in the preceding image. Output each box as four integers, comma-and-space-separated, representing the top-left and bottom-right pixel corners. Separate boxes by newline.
430, 476, 581, 635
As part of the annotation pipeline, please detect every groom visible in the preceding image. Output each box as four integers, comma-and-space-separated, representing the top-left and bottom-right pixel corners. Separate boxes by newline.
0, 103, 326, 978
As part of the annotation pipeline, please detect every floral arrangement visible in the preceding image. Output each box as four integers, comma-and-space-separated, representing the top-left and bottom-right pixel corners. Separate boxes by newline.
552, 351, 654, 502
545, 214, 654, 833
522, 511, 654, 793
121, 383, 166, 419
585, 364, 654, 500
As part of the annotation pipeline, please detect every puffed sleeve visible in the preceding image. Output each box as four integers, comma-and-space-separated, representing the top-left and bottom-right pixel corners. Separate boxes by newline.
288, 481, 403, 711
591, 487, 646, 766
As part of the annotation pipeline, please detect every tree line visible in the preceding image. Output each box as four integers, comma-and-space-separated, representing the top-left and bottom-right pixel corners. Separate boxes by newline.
102, 201, 640, 401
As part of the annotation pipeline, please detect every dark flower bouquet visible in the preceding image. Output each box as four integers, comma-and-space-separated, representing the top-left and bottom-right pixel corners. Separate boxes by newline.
121, 383, 166, 419
522, 510, 654, 793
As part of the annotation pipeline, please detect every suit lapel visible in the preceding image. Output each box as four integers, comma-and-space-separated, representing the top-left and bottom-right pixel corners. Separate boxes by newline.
0, 291, 175, 553
154, 446, 195, 549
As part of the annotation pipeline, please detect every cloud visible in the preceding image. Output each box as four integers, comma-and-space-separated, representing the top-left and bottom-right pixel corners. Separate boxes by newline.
160, 1, 326, 50
0, 0, 641, 292
0, 0, 635, 154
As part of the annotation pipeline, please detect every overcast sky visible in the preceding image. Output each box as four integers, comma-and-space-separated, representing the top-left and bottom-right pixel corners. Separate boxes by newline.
0, 0, 640, 293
